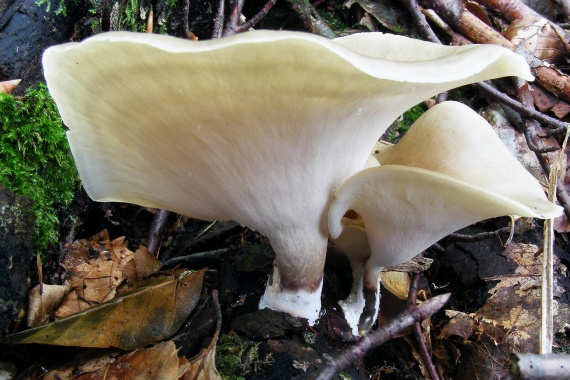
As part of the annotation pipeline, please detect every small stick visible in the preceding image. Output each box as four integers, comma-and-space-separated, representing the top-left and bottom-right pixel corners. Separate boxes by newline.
406, 269, 440, 380
235, 0, 278, 33
315, 294, 451, 380
146, 209, 170, 255
212, 0, 225, 39
399, 0, 441, 43
182, 0, 191, 38
161, 248, 229, 268
223, 0, 245, 36
448, 226, 511, 242
541, 129, 569, 354
511, 353, 570, 379
477, 82, 570, 133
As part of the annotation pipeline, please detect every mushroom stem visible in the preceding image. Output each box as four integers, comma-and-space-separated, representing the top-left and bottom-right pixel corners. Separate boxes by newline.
259, 232, 327, 324
358, 266, 383, 335
259, 265, 324, 325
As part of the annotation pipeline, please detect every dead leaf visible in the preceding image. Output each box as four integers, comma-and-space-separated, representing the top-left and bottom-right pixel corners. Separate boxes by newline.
4, 269, 205, 350
503, 14, 568, 64
502, 242, 542, 275
438, 310, 476, 340
82, 342, 180, 380
550, 101, 570, 119
27, 283, 70, 328
0, 79, 21, 94
179, 346, 221, 380
56, 230, 162, 318
381, 272, 410, 301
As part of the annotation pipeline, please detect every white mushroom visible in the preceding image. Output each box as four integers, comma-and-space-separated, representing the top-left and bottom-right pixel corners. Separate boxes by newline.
329, 101, 563, 334
43, 30, 533, 324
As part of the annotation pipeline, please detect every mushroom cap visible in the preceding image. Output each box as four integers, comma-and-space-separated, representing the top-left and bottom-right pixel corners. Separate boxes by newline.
43, 31, 533, 322
43, 31, 533, 239
329, 101, 562, 269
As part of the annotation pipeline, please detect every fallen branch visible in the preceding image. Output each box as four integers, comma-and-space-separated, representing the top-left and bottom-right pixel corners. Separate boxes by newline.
315, 293, 451, 380
284, 0, 335, 38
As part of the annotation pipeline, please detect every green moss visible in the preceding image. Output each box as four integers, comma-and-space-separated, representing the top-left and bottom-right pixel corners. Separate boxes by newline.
216, 333, 274, 379
0, 84, 78, 254
387, 104, 426, 142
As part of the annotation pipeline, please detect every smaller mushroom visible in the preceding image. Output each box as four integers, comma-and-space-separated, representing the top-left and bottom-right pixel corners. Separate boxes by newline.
329, 101, 563, 335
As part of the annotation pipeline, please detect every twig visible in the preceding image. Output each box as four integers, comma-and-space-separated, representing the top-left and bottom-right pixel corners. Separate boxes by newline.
406, 271, 440, 380
182, 0, 191, 38
523, 122, 559, 153
223, 0, 245, 36
235, 0, 278, 33
212, 0, 224, 39
161, 248, 229, 268
541, 129, 569, 354
399, 0, 441, 43
284, 0, 335, 38
447, 226, 511, 242
315, 294, 451, 380
511, 353, 570, 379
146, 209, 170, 255
477, 81, 570, 133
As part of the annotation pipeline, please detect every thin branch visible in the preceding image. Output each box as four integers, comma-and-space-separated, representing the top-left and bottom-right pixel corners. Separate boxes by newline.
399, 0, 441, 43
212, 0, 225, 39
161, 248, 229, 268
447, 226, 511, 242
316, 294, 451, 380
223, 0, 245, 36
146, 209, 170, 255
406, 271, 440, 380
182, 0, 191, 38
236, 0, 278, 33
477, 81, 570, 133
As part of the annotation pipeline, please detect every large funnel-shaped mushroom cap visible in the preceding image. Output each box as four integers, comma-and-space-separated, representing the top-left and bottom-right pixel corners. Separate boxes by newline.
43, 31, 533, 323
329, 101, 562, 332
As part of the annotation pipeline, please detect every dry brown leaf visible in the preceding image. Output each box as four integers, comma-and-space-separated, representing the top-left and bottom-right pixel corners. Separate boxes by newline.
179, 347, 221, 380
56, 230, 162, 318
78, 342, 180, 380
35, 350, 121, 380
550, 101, 570, 119
503, 14, 568, 64
27, 284, 70, 327
4, 269, 205, 350
120, 245, 164, 292
438, 310, 476, 340
0, 79, 21, 94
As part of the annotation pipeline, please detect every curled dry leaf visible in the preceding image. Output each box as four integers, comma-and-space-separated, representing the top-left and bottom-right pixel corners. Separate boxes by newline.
27, 283, 70, 328
3, 269, 205, 350
503, 14, 568, 64
0, 79, 21, 94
